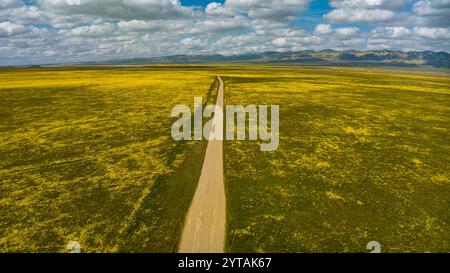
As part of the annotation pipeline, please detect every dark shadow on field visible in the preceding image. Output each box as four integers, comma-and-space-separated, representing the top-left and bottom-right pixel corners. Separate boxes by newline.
117, 78, 220, 252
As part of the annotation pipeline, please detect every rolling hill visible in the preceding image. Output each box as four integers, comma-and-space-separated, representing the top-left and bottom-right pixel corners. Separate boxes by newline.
93, 50, 450, 68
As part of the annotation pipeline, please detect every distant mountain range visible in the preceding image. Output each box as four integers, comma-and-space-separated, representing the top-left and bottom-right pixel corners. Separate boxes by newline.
77, 50, 450, 68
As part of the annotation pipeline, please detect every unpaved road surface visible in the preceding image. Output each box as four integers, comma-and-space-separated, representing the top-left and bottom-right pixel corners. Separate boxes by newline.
178, 77, 226, 253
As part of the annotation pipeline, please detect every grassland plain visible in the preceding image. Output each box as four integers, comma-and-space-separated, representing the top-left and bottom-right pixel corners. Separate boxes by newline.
222, 66, 450, 253
1, 65, 449, 253
0, 67, 219, 252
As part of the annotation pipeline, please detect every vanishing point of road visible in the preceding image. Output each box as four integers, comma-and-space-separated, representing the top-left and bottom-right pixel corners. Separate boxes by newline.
178, 76, 226, 253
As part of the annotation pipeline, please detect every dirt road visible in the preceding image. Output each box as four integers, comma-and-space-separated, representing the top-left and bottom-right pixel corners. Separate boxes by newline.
178, 76, 226, 253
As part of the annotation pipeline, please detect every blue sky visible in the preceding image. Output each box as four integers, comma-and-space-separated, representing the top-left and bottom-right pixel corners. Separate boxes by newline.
0, 0, 449, 65
294, 0, 332, 31
182, 0, 224, 5
181, 0, 332, 31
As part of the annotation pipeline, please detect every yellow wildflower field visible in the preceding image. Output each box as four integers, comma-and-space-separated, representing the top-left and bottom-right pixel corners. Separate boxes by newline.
1, 65, 449, 253
222, 66, 450, 252
0, 67, 215, 252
